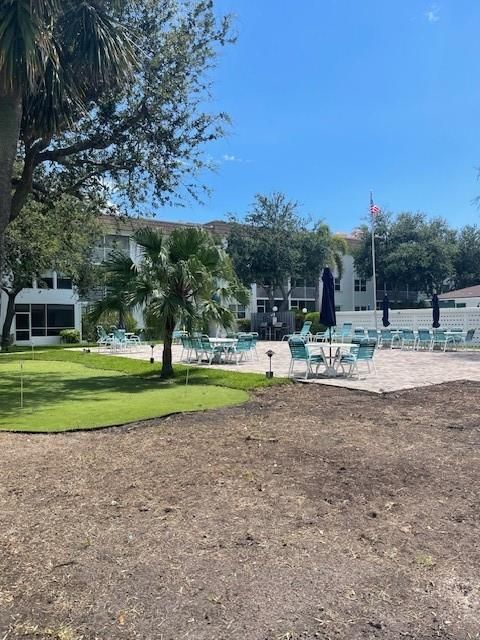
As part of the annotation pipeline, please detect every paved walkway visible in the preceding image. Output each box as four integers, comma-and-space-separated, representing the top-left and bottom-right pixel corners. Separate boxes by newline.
95, 341, 480, 394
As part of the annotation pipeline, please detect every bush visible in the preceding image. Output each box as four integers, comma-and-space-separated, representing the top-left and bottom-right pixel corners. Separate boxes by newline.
304, 312, 326, 336
236, 318, 251, 332
59, 329, 81, 344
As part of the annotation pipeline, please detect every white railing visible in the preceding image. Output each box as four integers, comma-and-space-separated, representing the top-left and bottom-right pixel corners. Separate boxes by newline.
335, 308, 480, 343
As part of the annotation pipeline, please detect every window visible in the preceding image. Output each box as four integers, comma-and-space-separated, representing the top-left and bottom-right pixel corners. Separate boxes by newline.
335, 305, 341, 312
355, 305, 367, 311
15, 312, 30, 341
38, 275, 54, 289
290, 300, 315, 312
354, 278, 367, 292
334, 278, 341, 291
46, 305, 75, 336
57, 276, 73, 290
14, 304, 75, 340
229, 304, 246, 319
31, 304, 46, 336
256, 299, 282, 313
257, 299, 267, 313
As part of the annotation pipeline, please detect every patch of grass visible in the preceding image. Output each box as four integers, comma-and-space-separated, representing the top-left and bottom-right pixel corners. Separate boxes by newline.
0, 360, 248, 432
1, 348, 290, 391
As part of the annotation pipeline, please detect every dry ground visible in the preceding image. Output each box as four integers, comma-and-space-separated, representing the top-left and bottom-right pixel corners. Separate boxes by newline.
1, 381, 479, 640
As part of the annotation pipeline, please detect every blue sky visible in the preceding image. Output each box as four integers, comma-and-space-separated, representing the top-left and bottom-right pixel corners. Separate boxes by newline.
155, 0, 480, 231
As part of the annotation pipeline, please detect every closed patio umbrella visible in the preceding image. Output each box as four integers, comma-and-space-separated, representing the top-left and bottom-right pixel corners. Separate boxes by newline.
320, 267, 336, 342
382, 295, 390, 327
432, 294, 440, 328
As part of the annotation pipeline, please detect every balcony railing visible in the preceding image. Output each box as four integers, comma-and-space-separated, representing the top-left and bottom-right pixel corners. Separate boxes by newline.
377, 289, 421, 302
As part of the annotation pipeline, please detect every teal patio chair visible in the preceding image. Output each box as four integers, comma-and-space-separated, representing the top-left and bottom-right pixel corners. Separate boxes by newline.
180, 335, 194, 362
335, 342, 377, 378
416, 329, 432, 350
432, 330, 448, 351
287, 337, 326, 379
96, 325, 113, 348
401, 329, 417, 350
282, 321, 312, 342
463, 329, 476, 349
379, 329, 393, 348
228, 335, 254, 363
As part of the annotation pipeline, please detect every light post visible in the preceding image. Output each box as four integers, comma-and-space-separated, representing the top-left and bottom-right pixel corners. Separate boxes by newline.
150, 343, 155, 364
266, 349, 275, 378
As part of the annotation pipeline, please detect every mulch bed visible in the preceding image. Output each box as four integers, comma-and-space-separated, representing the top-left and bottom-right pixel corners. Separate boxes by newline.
1, 381, 479, 640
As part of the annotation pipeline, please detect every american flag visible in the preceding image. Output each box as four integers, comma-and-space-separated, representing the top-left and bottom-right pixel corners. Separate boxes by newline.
370, 193, 381, 217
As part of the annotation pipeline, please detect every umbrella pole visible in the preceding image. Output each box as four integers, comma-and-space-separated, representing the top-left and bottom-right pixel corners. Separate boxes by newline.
329, 326, 332, 365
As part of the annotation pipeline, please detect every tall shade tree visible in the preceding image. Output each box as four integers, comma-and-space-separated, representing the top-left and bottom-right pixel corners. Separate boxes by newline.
96, 226, 248, 377
0, 0, 135, 268
453, 225, 480, 289
0, 0, 233, 271
227, 193, 346, 310
0, 195, 99, 349
353, 212, 457, 298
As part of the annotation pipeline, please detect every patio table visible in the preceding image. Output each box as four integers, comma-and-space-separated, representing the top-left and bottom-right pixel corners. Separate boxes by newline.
309, 342, 355, 377
208, 337, 237, 363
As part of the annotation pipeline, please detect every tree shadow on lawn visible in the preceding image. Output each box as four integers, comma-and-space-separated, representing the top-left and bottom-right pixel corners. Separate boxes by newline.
0, 369, 205, 420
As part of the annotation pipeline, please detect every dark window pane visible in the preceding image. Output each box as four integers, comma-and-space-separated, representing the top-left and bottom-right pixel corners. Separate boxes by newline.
31, 328, 46, 336
47, 328, 62, 336
47, 305, 74, 329
31, 304, 46, 328
15, 304, 29, 312
16, 314, 30, 330
16, 330, 30, 341
38, 276, 54, 289
57, 277, 72, 289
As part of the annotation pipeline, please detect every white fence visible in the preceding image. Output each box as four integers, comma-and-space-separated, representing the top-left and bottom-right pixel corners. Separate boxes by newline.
335, 308, 480, 343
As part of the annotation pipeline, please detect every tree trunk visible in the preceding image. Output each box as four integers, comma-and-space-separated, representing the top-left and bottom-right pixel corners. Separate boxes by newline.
161, 317, 176, 378
1, 290, 18, 351
0, 93, 22, 274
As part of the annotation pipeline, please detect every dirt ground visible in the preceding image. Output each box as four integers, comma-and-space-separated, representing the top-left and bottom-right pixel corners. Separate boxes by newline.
1, 381, 479, 640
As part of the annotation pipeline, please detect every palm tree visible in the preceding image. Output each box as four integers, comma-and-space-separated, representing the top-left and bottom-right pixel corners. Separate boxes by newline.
89, 250, 135, 330
101, 226, 249, 378
0, 0, 135, 266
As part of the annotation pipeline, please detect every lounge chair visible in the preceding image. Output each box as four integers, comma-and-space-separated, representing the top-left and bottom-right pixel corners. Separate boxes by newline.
282, 321, 312, 342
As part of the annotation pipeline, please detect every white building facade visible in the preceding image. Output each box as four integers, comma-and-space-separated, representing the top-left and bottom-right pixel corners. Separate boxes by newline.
0, 217, 375, 345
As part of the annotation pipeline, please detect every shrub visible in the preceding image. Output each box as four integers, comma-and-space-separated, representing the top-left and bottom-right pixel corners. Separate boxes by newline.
304, 312, 326, 336
236, 318, 251, 332
59, 329, 81, 344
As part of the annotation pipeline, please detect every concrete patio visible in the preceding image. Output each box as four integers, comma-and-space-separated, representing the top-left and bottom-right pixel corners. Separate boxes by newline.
96, 341, 480, 394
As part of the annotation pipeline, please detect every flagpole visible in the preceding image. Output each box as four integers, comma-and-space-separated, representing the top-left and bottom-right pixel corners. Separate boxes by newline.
370, 190, 378, 331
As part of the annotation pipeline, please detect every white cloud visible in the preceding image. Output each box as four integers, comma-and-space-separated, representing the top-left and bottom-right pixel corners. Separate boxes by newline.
425, 5, 440, 22
222, 154, 242, 162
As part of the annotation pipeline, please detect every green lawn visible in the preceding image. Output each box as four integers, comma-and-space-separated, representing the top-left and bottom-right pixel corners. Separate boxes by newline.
0, 359, 248, 432
0, 351, 288, 432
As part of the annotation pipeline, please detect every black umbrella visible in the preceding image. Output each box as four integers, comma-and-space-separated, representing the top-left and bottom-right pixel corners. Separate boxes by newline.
382, 295, 390, 327
320, 267, 337, 344
432, 294, 440, 328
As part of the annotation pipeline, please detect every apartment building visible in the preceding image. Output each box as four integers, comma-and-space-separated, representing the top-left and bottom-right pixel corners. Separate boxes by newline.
1, 216, 374, 345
